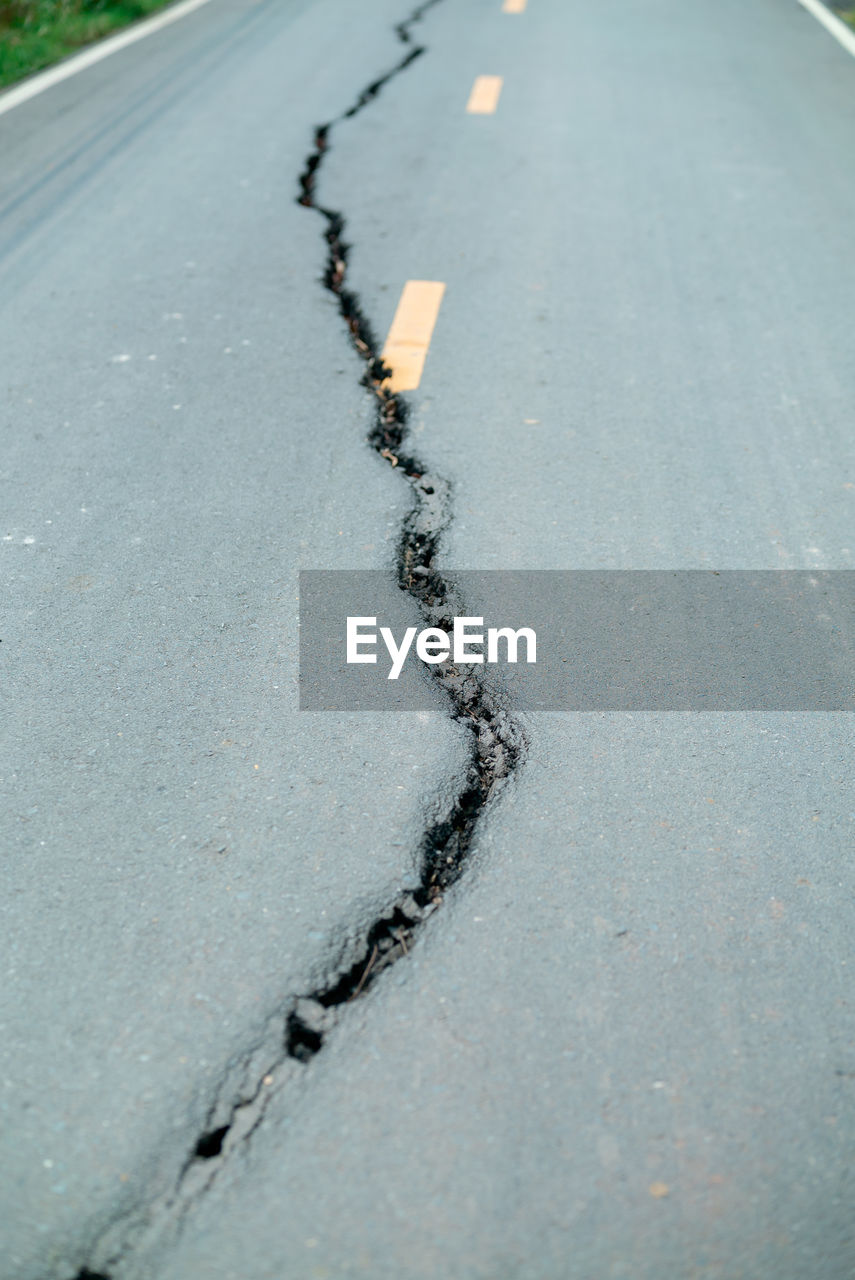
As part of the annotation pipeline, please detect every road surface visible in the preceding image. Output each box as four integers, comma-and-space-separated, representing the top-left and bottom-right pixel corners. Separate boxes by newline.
1, 0, 854, 1276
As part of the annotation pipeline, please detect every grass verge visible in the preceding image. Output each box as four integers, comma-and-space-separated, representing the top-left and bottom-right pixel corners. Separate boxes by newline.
834, 5, 855, 30
0, 0, 175, 91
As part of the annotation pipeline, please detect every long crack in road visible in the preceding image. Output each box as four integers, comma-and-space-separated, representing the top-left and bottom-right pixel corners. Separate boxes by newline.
66, 4, 525, 1275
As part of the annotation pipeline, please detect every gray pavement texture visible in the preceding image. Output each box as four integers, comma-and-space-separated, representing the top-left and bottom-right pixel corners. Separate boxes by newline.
1, 0, 854, 1277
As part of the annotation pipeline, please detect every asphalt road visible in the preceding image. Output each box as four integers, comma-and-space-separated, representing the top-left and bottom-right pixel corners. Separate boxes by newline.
2, 0, 855, 1277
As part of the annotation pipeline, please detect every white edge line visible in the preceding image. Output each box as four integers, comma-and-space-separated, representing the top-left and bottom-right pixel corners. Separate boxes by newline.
0, 0, 213, 118
797, 0, 855, 58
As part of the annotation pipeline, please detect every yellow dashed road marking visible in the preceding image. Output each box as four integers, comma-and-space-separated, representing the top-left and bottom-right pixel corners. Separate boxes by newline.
466, 75, 503, 115
380, 281, 446, 392
502, 0, 526, 12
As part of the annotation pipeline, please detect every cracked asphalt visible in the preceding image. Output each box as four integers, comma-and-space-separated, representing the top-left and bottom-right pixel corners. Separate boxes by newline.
2, 0, 855, 1277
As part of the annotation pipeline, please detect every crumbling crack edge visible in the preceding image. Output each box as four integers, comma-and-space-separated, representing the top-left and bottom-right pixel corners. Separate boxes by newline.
69, 3, 526, 1275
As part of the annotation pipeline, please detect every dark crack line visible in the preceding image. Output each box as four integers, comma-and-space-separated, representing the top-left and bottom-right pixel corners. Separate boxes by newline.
69, 4, 525, 1275
286, 0, 526, 1063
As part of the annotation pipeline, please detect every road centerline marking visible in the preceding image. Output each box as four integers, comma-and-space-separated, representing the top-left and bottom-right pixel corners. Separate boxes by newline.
380, 281, 446, 393
502, 0, 527, 12
466, 75, 503, 115
797, 0, 855, 58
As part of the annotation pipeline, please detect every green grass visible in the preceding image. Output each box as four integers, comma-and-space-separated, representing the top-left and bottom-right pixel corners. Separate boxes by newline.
834, 5, 855, 29
0, 0, 175, 90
